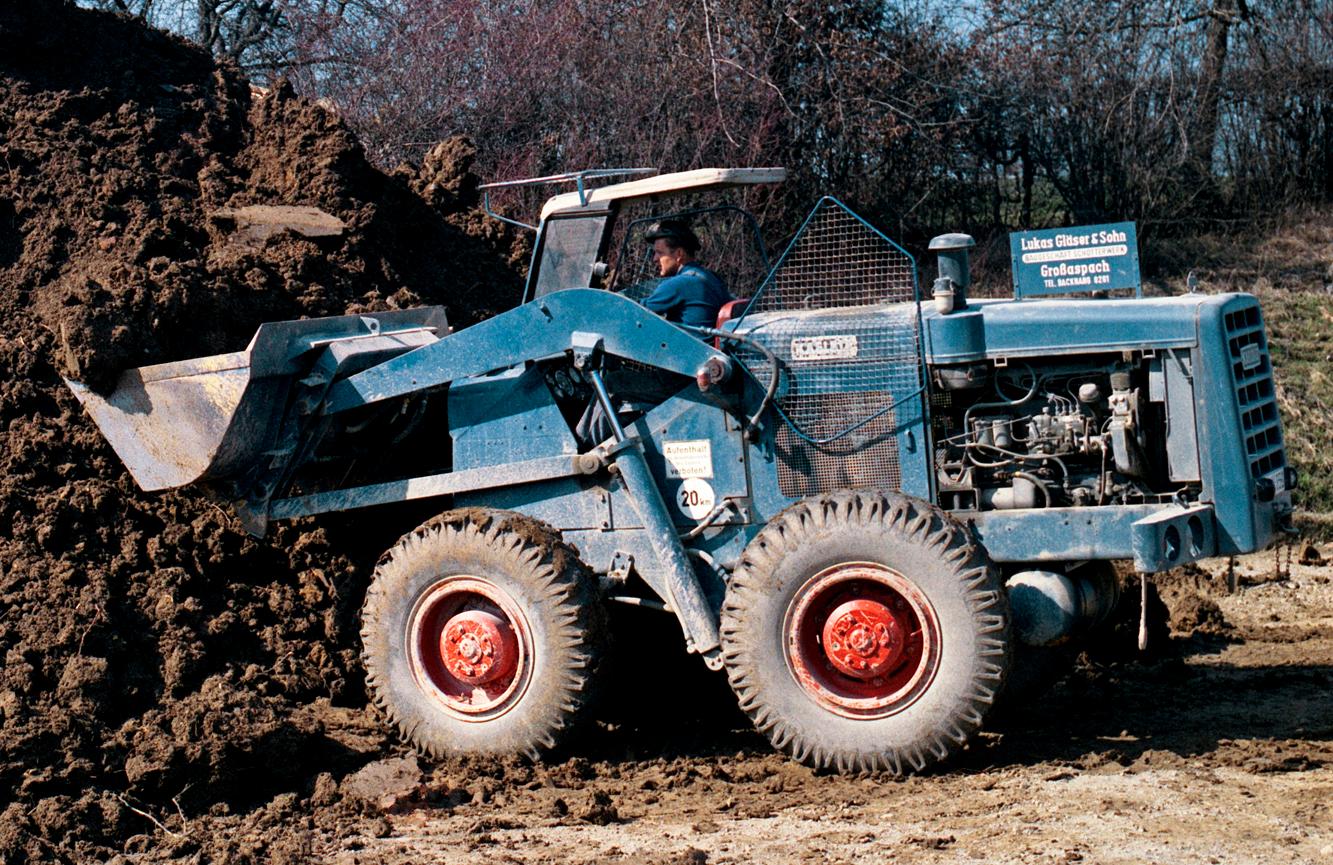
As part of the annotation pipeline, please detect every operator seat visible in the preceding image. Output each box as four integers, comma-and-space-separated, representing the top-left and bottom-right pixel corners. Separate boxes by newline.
714, 297, 749, 347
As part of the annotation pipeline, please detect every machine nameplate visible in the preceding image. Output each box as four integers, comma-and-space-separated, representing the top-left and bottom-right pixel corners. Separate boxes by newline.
791, 334, 858, 361
663, 439, 714, 479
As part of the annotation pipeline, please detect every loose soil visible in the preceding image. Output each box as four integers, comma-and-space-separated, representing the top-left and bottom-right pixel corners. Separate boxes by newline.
3, 3, 1332, 865
0, 2, 522, 862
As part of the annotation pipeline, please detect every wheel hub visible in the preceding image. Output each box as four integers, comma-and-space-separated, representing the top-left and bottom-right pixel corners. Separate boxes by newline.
441, 610, 518, 685
407, 576, 531, 719
784, 562, 941, 718
821, 599, 905, 679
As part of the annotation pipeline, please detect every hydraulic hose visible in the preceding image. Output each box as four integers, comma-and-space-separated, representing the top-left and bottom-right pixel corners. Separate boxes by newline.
966, 441, 1070, 483
962, 366, 1043, 436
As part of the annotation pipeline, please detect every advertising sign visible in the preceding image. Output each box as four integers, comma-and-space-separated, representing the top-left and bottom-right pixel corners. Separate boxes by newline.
1009, 222, 1140, 299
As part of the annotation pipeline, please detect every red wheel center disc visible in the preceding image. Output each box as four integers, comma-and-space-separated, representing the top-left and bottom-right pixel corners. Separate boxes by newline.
784, 563, 940, 719
821, 598, 907, 679
440, 610, 518, 685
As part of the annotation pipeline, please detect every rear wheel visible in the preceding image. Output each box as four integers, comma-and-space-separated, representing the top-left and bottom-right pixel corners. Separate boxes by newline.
721, 490, 1010, 774
361, 509, 605, 759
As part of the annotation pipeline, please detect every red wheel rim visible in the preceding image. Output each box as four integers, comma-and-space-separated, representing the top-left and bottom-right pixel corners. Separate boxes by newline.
407, 576, 531, 721
783, 562, 940, 718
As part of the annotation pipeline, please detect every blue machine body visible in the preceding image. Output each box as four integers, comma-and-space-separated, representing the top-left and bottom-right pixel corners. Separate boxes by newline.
288, 198, 1292, 608
431, 285, 1289, 586
70, 171, 1294, 667
916, 293, 1288, 565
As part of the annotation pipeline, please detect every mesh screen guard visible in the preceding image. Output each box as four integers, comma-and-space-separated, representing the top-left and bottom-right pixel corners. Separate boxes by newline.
732, 199, 926, 497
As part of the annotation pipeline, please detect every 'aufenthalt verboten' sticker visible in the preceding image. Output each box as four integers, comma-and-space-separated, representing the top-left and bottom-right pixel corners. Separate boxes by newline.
663, 439, 713, 479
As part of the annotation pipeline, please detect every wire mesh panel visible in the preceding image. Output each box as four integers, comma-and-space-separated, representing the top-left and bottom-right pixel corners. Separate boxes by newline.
745, 198, 917, 314
775, 393, 900, 496
733, 198, 924, 498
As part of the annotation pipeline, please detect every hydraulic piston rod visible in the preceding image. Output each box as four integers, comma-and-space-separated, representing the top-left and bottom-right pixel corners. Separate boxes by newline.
587, 368, 723, 668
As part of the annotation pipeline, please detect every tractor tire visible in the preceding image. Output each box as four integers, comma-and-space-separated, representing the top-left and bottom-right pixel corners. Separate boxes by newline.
361, 508, 605, 760
720, 490, 1010, 774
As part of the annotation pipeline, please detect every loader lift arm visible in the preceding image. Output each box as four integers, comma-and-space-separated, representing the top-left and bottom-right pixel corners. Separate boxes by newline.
234, 289, 736, 522
321, 289, 729, 414
70, 288, 749, 664
274, 288, 740, 664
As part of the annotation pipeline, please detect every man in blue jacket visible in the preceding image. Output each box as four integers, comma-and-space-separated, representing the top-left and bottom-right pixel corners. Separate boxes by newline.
576, 219, 731, 445
641, 219, 732, 327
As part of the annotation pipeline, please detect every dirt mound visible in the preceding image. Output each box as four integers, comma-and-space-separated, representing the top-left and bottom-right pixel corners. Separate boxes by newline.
0, 2, 524, 861
1152, 567, 1235, 638
3, 3, 519, 392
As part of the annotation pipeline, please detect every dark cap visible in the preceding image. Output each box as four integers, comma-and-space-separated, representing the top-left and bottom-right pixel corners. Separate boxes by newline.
644, 219, 700, 253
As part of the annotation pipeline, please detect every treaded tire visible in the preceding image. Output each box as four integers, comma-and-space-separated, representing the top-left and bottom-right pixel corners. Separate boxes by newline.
361, 509, 605, 760
721, 490, 1010, 774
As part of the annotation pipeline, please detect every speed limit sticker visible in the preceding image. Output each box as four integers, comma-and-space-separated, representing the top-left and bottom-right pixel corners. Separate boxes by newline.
674, 478, 716, 520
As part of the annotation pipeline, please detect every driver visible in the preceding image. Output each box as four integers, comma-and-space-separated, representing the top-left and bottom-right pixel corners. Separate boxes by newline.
640, 219, 732, 328
575, 219, 731, 445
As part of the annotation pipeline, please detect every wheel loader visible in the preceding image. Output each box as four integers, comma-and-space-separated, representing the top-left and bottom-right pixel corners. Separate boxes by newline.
68, 167, 1295, 774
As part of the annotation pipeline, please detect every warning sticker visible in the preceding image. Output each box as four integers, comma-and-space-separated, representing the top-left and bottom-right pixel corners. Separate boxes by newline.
674, 478, 716, 520
663, 439, 714, 479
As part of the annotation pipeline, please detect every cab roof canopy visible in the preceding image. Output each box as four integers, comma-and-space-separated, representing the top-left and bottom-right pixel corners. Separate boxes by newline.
539, 167, 786, 221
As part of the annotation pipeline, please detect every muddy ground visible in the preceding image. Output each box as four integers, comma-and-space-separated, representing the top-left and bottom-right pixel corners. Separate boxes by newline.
318, 549, 1333, 865
0, 4, 525, 862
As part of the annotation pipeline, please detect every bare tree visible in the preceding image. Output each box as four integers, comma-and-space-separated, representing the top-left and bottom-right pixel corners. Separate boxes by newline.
196, 0, 284, 65
78, 0, 1333, 235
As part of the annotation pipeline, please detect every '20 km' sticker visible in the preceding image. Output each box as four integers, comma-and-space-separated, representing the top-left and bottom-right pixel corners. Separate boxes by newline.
675, 478, 716, 520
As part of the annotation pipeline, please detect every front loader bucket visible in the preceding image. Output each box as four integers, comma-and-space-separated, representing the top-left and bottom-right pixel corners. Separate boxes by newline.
66, 308, 447, 492
68, 351, 284, 491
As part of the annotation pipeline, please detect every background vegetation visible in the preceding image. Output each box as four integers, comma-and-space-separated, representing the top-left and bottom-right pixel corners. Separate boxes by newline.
82, 1, 1333, 234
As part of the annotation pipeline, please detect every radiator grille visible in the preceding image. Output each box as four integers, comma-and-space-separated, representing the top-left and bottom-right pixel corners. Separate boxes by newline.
1223, 303, 1286, 480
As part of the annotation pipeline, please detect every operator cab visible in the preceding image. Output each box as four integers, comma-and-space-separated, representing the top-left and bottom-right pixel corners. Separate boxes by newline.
479, 168, 785, 448
479, 167, 786, 305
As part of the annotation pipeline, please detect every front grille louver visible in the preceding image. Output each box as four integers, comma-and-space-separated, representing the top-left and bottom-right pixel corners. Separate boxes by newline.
1224, 304, 1285, 480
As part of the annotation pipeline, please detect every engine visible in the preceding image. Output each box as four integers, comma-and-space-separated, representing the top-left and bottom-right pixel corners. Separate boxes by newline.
931, 359, 1182, 513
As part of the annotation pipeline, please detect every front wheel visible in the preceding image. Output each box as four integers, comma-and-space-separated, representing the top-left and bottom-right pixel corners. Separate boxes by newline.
720, 491, 1010, 774
361, 509, 605, 760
